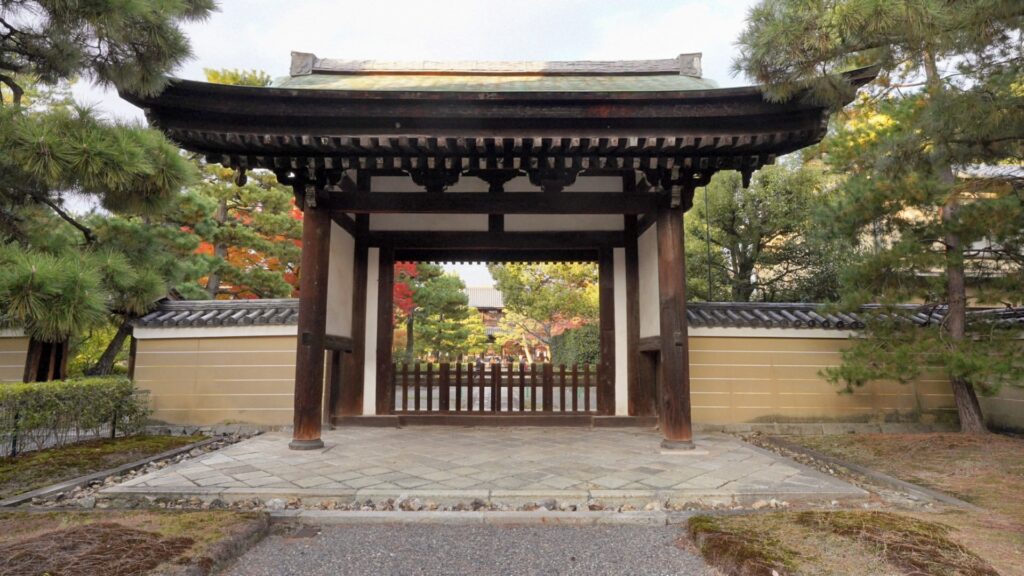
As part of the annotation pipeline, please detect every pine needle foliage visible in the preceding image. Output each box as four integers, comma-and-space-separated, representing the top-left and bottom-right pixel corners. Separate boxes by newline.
0, 0, 216, 101
736, 0, 1024, 432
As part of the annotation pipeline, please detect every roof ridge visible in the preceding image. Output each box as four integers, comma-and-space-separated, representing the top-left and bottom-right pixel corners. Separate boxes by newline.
290, 52, 702, 78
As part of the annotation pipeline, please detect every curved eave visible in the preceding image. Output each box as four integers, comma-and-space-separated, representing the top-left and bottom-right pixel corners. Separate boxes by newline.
121, 66, 877, 172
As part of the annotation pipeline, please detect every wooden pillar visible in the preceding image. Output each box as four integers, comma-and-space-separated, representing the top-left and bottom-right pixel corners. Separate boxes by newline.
597, 247, 615, 414
625, 215, 643, 416
375, 247, 395, 415
290, 185, 330, 450
656, 203, 694, 448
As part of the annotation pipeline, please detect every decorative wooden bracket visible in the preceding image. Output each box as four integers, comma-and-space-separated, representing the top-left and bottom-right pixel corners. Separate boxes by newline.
473, 169, 521, 193
528, 168, 579, 193
409, 168, 461, 193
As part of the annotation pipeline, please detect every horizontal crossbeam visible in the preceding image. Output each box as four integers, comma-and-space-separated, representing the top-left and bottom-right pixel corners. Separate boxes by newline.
369, 231, 623, 250
327, 192, 661, 214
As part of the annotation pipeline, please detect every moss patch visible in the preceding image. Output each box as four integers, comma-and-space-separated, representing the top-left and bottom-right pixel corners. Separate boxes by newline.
687, 514, 800, 576
0, 510, 265, 575
0, 434, 204, 500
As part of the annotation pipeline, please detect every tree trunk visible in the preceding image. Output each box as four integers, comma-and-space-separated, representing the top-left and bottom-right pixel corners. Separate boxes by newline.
521, 336, 534, 363
924, 50, 986, 434
86, 319, 133, 376
206, 199, 228, 297
405, 313, 415, 363
732, 258, 756, 302
23, 338, 69, 382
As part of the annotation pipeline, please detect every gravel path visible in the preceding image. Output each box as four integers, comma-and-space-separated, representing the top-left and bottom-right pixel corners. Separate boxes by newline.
224, 524, 714, 576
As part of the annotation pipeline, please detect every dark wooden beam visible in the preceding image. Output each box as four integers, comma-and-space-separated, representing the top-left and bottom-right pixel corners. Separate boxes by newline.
375, 247, 395, 415
598, 247, 615, 415
328, 192, 661, 215
331, 213, 358, 236
637, 212, 656, 235
638, 336, 660, 352
324, 334, 355, 352
488, 214, 503, 233
369, 231, 624, 250
291, 187, 330, 450
656, 204, 693, 448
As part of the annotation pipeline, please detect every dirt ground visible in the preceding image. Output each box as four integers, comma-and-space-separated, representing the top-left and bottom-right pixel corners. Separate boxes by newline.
688, 432, 1024, 576
0, 510, 266, 576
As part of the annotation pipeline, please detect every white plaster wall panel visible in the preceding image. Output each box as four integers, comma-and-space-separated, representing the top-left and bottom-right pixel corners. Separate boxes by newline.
366, 175, 620, 194
503, 177, 542, 192
613, 248, 628, 416
564, 176, 623, 192
504, 214, 623, 232
326, 222, 355, 338
369, 214, 489, 231
370, 176, 425, 192
362, 248, 380, 415
638, 224, 660, 338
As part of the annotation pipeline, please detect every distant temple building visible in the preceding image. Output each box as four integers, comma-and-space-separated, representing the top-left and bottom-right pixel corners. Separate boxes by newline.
464, 286, 550, 362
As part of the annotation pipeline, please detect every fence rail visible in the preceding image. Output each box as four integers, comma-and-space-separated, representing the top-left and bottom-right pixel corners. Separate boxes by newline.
391, 362, 599, 414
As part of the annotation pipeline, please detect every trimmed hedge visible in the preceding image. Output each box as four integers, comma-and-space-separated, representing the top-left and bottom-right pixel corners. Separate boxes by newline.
0, 377, 150, 456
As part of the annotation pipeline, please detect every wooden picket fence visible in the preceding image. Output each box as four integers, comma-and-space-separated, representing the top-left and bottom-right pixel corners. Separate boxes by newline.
391, 362, 599, 414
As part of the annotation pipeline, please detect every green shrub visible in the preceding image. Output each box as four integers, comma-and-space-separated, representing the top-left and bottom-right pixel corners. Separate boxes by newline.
0, 377, 150, 455
550, 324, 600, 366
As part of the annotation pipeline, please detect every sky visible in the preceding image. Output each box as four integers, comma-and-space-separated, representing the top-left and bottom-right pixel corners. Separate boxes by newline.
71, 0, 761, 287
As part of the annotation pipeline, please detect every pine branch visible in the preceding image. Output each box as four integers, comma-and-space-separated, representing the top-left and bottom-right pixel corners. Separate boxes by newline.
32, 194, 96, 245
0, 73, 22, 106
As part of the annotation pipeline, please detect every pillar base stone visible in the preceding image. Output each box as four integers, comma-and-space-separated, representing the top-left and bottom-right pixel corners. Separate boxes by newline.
289, 438, 325, 451
660, 438, 695, 450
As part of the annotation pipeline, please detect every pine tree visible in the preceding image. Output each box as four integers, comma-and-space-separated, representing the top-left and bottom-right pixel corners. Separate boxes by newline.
736, 0, 1024, 432
0, 0, 215, 379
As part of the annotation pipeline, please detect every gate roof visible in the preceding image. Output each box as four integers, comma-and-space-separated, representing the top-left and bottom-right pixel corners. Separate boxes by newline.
122, 53, 876, 178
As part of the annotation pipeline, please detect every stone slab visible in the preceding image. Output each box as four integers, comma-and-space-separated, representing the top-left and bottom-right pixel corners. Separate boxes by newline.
101, 428, 867, 507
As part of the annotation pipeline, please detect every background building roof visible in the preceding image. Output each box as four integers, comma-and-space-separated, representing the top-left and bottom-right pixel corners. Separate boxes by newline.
465, 287, 504, 310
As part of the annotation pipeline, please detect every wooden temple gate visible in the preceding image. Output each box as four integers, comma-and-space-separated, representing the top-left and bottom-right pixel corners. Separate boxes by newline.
127, 52, 874, 449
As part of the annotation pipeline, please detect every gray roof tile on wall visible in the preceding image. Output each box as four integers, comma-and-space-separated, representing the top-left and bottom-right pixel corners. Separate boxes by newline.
135, 299, 299, 328
135, 299, 1023, 331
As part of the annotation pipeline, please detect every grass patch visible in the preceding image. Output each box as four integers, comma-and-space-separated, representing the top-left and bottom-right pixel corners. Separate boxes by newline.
0, 434, 204, 500
0, 510, 265, 575
775, 433, 1024, 575
688, 511, 1000, 576
792, 433, 1024, 522
797, 511, 998, 576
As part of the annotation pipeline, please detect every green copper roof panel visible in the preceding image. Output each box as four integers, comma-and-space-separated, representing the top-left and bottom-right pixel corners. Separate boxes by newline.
272, 73, 719, 93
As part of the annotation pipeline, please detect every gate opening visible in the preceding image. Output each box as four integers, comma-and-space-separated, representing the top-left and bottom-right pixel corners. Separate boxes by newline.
388, 259, 605, 415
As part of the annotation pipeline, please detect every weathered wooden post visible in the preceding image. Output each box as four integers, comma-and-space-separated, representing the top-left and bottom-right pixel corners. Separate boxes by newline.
656, 199, 694, 449
290, 183, 330, 450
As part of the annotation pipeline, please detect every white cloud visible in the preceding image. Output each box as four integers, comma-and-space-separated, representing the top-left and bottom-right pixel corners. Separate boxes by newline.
73, 0, 758, 119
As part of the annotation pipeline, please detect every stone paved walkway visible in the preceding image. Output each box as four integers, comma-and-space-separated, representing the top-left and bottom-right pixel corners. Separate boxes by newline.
105, 427, 864, 505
